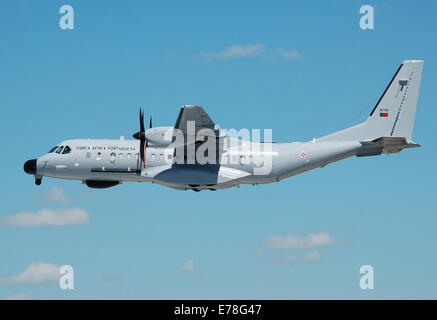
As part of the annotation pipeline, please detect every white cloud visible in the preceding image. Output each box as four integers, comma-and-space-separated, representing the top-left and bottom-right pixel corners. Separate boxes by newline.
45, 186, 70, 204
0, 208, 89, 227
264, 231, 334, 250
0, 262, 61, 284
278, 255, 298, 264
5, 293, 31, 300
181, 259, 195, 272
304, 250, 322, 263
254, 251, 264, 258
206, 43, 265, 59
276, 48, 302, 59
202, 44, 302, 60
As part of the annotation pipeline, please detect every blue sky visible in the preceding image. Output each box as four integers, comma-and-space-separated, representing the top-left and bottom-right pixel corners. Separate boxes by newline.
0, 0, 436, 299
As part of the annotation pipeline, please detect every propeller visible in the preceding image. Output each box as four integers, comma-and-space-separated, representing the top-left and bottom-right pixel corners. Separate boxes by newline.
132, 108, 150, 168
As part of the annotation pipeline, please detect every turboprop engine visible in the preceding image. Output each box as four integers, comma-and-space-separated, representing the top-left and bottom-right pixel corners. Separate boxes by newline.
144, 126, 174, 146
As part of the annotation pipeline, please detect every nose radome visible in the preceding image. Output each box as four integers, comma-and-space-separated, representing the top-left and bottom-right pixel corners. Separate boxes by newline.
24, 159, 37, 175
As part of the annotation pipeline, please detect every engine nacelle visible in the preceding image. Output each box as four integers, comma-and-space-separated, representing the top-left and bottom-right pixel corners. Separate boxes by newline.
85, 180, 120, 189
144, 126, 174, 146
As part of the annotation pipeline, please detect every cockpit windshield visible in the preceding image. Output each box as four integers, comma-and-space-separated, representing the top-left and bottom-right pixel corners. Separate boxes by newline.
48, 146, 58, 153
55, 146, 64, 154
49, 145, 72, 154
62, 146, 71, 154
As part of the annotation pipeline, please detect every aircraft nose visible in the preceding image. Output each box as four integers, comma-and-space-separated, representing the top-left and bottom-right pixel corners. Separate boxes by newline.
24, 159, 37, 175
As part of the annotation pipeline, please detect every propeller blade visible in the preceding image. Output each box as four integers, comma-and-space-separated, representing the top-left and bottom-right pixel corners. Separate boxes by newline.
134, 108, 147, 168
133, 108, 146, 140
140, 108, 145, 133
140, 139, 145, 167
144, 141, 148, 168
149, 115, 152, 129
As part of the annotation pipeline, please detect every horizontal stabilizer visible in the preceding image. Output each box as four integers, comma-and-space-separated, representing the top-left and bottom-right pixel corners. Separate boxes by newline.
357, 137, 421, 157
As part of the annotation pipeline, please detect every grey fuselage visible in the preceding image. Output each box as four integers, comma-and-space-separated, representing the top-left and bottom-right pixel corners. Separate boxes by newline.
34, 137, 362, 191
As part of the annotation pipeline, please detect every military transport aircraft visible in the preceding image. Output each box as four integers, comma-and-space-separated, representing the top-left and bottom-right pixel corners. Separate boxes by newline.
24, 60, 423, 191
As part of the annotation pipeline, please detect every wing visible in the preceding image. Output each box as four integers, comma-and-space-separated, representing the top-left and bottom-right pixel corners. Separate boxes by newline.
173, 105, 224, 164
174, 105, 220, 140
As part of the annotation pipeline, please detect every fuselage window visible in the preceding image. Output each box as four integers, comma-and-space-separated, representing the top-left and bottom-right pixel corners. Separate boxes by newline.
110, 152, 116, 163
119, 153, 124, 160
55, 146, 64, 154
159, 154, 164, 161
48, 146, 58, 153
96, 152, 102, 161
86, 152, 91, 158
62, 146, 71, 154
127, 153, 132, 160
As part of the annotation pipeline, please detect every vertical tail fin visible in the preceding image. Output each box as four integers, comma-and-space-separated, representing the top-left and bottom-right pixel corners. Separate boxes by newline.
319, 60, 424, 142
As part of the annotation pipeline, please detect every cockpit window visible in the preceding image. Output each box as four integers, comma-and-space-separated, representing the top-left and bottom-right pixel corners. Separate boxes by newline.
62, 146, 71, 154
48, 146, 58, 153
55, 146, 64, 154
